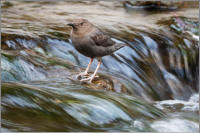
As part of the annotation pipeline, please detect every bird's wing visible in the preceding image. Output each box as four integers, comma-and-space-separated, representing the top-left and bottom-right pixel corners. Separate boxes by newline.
91, 29, 115, 47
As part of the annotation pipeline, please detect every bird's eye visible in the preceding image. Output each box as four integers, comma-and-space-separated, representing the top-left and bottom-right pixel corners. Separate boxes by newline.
80, 22, 84, 25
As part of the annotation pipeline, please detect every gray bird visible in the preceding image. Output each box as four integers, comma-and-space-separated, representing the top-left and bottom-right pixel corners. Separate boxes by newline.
68, 19, 125, 83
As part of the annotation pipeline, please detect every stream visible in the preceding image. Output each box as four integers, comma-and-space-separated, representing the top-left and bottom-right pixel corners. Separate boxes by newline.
1, 1, 199, 132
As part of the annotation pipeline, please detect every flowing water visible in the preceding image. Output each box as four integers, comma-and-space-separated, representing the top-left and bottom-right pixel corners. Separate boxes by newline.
1, 1, 199, 132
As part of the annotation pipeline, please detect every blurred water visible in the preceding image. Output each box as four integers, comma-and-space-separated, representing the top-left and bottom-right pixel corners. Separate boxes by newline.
1, 1, 199, 132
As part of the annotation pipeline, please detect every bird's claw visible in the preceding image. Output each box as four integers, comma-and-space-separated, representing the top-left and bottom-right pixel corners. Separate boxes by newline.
77, 73, 99, 80
80, 77, 93, 84
76, 72, 89, 80
79, 75, 99, 83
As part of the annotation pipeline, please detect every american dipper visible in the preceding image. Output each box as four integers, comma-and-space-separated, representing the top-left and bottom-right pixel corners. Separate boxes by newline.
68, 19, 125, 83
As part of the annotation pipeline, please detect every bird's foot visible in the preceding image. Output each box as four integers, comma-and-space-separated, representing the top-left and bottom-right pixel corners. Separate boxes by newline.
76, 72, 89, 80
80, 75, 99, 84
80, 76, 93, 84
77, 73, 99, 80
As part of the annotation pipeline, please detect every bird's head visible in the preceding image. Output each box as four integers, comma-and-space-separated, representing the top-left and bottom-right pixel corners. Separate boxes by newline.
67, 19, 93, 34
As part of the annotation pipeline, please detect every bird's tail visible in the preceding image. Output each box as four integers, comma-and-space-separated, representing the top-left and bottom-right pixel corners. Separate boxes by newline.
103, 43, 127, 56
105, 43, 126, 55
113, 43, 126, 51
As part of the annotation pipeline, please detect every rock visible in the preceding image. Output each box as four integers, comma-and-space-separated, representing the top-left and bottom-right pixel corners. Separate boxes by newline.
123, 1, 199, 11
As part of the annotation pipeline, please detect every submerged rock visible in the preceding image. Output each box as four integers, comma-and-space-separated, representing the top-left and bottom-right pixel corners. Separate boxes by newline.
2, 81, 165, 132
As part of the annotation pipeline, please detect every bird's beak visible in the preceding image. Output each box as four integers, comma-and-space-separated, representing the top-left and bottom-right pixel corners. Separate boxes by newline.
67, 23, 75, 28
67, 23, 74, 26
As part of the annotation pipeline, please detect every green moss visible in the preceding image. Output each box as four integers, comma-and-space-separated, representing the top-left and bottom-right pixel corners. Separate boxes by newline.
47, 31, 70, 40
1, 54, 16, 62
2, 2, 13, 8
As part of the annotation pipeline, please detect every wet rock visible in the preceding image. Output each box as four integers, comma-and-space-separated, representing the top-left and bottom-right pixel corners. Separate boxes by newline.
154, 99, 199, 112
157, 17, 199, 36
47, 66, 131, 94
123, 1, 198, 11
82, 74, 130, 94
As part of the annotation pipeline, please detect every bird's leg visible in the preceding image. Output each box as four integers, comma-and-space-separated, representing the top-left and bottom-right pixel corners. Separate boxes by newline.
82, 58, 93, 75
80, 58, 102, 83
77, 58, 93, 79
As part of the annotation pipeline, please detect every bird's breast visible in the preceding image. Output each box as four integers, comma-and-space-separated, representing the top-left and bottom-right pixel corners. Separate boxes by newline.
71, 35, 90, 47
71, 35, 97, 58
